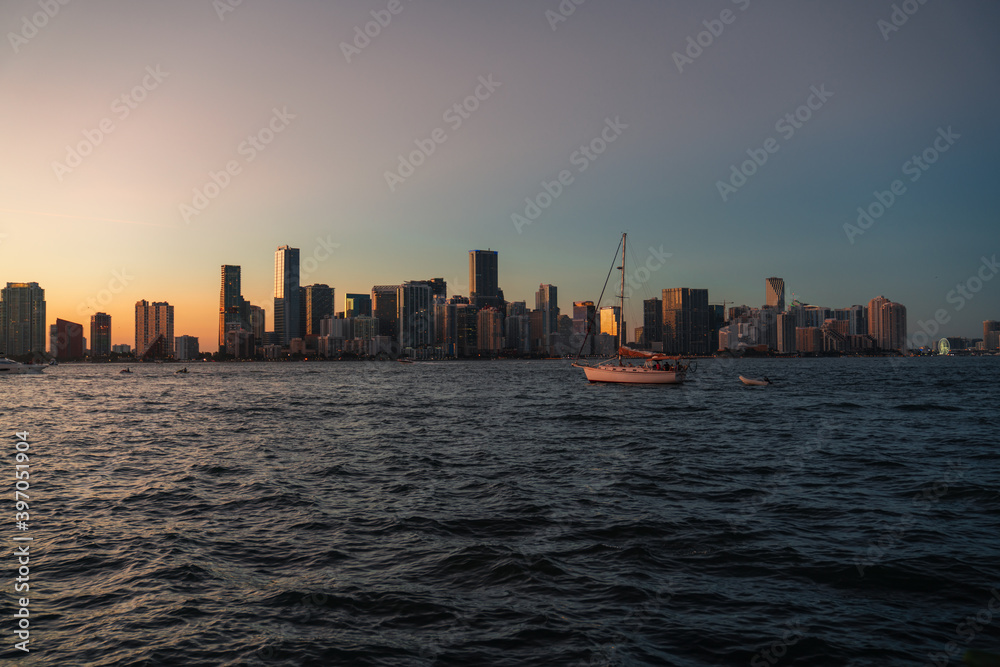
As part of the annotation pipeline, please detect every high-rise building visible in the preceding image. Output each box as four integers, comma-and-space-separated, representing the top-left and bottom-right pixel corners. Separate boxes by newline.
219, 265, 248, 350
880, 302, 907, 352
249, 305, 265, 345
572, 301, 596, 336
796, 327, 824, 353
642, 298, 662, 348
469, 250, 500, 308
534, 285, 558, 354
1, 282, 46, 357
90, 312, 111, 357
662, 288, 710, 355
600, 306, 621, 338
345, 293, 373, 317
372, 285, 400, 341
867, 296, 890, 347
135, 300, 174, 358
175, 335, 200, 361
777, 312, 797, 353
765, 277, 785, 311
397, 281, 434, 349
274, 246, 301, 346
50, 318, 84, 360
477, 307, 504, 354
303, 284, 334, 336
983, 321, 1000, 351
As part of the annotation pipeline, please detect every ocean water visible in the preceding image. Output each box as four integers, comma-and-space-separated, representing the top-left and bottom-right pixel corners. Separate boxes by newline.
2, 357, 999, 666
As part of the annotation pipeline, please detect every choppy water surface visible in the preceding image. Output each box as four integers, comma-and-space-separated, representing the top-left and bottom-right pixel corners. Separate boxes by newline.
2, 357, 999, 666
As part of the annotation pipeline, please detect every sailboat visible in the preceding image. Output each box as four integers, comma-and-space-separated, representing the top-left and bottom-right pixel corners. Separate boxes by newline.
572, 233, 690, 384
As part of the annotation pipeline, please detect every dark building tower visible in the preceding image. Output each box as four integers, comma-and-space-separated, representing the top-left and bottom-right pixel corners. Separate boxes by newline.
345, 293, 373, 317
90, 312, 112, 357
1, 282, 46, 357
469, 250, 500, 309
983, 320, 1000, 351
372, 285, 400, 341
274, 246, 301, 346
535, 284, 558, 354
219, 265, 246, 350
51, 318, 84, 360
642, 297, 663, 349
662, 288, 710, 355
303, 284, 334, 336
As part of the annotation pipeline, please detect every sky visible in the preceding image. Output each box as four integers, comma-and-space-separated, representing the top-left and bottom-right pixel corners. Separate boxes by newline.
2, 0, 998, 347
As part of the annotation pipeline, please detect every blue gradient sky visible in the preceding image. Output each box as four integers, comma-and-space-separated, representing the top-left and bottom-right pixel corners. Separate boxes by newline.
2, 0, 997, 345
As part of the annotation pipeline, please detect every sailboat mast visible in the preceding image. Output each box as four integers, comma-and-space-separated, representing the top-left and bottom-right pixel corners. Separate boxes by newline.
619, 233, 626, 355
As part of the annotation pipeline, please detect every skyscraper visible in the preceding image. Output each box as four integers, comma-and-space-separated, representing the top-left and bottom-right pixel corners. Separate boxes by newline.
867, 296, 890, 349
535, 284, 558, 354
469, 250, 500, 308
881, 302, 907, 352
985, 321, 1000, 351
135, 300, 174, 358
765, 277, 785, 311
219, 265, 246, 350
600, 306, 621, 338
345, 293, 373, 317
51, 318, 84, 360
642, 297, 662, 348
662, 288, 710, 355
274, 246, 301, 346
303, 284, 334, 336
372, 285, 400, 341
1, 282, 46, 357
90, 312, 112, 357
397, 281, 434, 349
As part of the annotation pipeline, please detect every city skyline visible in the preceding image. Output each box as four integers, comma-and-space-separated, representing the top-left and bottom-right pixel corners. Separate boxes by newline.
3, 2, 998, 346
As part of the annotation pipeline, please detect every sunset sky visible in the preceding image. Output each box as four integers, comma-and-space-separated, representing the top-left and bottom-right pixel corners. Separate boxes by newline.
2, 0, 998, 346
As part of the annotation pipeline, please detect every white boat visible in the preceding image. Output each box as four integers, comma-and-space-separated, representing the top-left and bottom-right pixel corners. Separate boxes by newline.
572, 233, 689, 385
739, 375, 771, 386
0, 358, 45, 375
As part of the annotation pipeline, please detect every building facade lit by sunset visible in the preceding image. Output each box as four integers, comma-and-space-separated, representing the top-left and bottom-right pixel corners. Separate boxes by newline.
135, 300, 174, 358
765, 277, 785, 312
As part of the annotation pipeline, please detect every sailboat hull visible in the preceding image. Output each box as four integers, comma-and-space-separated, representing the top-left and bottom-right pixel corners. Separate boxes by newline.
574, 363, 686, 384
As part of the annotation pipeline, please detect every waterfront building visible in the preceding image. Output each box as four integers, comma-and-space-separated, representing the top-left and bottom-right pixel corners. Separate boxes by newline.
111, 343, 131, 355
983, 321, 1000, 350
397, 281, 434, 350
777, 312, 797, 353
303, 284, 334, 336
796, 327, 824, 354
219, 265, 247, 350
90, 312, 112, 357
50, 318, 84, 360
1, 282, 46, 357
662, 288, 710, 355
175, 335, 200, 361
372, 285, 399, 341
249, 305, 265, 345
641, 298, 662, 349
274, 246, 301, 346
135, 300, 174, 358
477, 307, 504, 354
535, 284, 558, 352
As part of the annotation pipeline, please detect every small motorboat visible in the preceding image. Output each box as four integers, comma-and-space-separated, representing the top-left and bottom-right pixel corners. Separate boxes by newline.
119, 367, 133, 374
175, 367, 188, 374
740, 375, 771, 386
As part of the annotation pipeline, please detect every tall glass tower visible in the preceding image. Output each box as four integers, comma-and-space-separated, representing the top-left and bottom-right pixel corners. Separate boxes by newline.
274, 246, 300, 345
